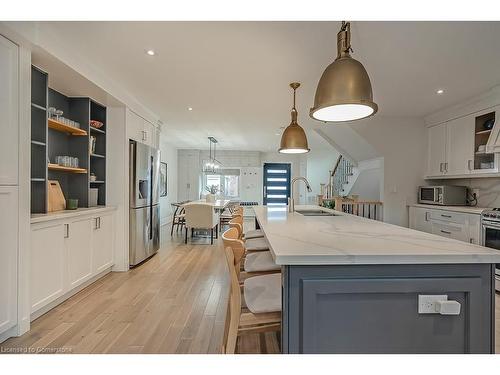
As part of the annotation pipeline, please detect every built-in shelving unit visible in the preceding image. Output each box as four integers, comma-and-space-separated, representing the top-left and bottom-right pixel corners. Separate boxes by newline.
30, 66, 48, 214
474, 111, 495, 170
30, 65, 107, 214
89, 100, 107, 206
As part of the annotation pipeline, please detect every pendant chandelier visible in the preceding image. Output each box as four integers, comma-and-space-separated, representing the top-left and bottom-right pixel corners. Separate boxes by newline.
203, 137, 221, 173
310, 21, 377, 123
278, 82, 310, 154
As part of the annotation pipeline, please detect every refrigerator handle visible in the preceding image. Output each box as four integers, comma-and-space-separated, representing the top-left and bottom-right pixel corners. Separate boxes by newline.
150, 155, 154, 240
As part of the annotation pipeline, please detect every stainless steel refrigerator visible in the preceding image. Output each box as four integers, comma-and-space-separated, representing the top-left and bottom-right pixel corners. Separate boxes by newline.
129, 140, 160, 266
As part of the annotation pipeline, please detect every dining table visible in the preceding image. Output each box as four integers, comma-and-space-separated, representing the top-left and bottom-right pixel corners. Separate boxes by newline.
185, 199, 231, 212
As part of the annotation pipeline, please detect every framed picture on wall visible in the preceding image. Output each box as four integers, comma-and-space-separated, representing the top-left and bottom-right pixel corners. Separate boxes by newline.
160, 162, 167, 197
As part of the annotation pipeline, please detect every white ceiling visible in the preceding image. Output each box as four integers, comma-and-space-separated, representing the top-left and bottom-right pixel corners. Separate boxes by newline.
37, 21, 500, 151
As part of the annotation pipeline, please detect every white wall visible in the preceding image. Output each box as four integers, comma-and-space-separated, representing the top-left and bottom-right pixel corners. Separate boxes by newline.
177, 149, 308, 204
159, 136, 178, 226
350, 117, 427, 227
349, 158, 384, 202
306, 148, 340, 204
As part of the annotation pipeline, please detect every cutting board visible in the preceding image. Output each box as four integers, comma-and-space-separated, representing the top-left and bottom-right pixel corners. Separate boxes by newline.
48, 180, 66, 212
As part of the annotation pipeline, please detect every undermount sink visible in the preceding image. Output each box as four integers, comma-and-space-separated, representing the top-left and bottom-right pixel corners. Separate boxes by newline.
295, 209, 339, 217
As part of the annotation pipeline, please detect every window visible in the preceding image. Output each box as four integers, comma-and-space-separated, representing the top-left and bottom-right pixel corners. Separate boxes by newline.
204, 169, 240, 198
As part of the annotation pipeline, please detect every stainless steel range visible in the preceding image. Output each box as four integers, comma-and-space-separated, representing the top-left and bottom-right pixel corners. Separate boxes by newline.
481, 208, 500, 291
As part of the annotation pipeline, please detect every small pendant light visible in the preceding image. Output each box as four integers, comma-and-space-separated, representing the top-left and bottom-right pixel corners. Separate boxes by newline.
310, 21, 378, 123
278, 82, 310, 154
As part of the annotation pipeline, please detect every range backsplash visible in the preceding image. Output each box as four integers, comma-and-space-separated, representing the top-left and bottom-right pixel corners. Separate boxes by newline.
434, 178, 500, 208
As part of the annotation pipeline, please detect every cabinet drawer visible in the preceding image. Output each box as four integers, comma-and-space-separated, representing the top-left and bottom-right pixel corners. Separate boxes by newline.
431, 221, 468, 242
429, 210, 466, 224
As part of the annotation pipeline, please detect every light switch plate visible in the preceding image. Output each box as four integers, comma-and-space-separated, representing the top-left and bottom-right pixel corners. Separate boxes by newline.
418, 294, 448, 314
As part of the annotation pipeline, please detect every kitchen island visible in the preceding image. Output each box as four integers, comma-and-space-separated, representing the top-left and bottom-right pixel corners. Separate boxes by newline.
253, 205, 500, 354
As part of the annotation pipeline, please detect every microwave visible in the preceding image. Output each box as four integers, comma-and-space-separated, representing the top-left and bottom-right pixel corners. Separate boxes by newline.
418, 185, 467, 206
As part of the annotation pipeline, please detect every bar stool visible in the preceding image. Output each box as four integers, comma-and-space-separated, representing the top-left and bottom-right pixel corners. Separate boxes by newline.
221, 246, 281, 354
222, 227, 280, 276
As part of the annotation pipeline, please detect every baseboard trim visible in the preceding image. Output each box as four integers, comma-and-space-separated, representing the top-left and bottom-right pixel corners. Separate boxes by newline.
0, 325, 17, 344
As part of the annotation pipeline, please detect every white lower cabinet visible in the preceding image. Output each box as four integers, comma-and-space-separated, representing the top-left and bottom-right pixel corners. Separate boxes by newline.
30, 210, 115, 316
92, 213, 114, 273
66, 218, 93, 289
409, 206, 481, 244
430, 221, 469, 242
31, 222, 66, 313
0, 186, 18, 335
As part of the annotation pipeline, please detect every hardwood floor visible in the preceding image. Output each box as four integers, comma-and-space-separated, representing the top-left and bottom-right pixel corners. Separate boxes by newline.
1, 223, 279, 354
1, 222, 499, 354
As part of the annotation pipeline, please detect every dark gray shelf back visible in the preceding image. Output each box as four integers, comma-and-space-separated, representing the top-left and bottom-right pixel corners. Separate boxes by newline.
30, 67, 107, 214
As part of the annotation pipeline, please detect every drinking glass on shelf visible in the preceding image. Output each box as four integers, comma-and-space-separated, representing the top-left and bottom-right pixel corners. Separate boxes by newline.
48, 107, 57, 119
55, 110, 63, 121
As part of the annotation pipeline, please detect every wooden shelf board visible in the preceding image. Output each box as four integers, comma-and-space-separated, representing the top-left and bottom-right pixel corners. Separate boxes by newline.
90, 153, 105, 159
31, 140, 46, 147
475, 129, 492, 135
48, 163, 87, 174
48, 118, 87, 136
90, 126, 105, 134
31, 103, 46, 111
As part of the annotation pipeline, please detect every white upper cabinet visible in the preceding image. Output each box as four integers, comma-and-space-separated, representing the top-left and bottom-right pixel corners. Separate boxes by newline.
127, 109, 145, 144
427, 124, 447, 176
446, 115, 474, 175
485, 105, 500, 153
426, 106, 500, 178
126, 109, 160, 148
0, 35, 19, 185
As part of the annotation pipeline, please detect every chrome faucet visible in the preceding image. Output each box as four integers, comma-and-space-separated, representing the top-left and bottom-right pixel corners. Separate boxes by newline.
288, 177, 312, 212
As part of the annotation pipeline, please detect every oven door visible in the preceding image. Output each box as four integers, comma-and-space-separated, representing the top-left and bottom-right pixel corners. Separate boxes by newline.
481, 220, 500, 291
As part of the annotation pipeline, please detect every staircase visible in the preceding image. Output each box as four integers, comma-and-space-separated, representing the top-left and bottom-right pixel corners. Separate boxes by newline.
321, 155, 358, 198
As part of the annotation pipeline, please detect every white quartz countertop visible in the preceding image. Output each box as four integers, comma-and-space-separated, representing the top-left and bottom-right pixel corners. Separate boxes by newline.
410, 204, 487, 215
253, 205, 500, 265
31, 206, 117, 224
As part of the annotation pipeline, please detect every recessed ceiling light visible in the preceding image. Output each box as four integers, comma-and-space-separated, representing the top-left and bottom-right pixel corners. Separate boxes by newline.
188, 107, 193, 111
436, 89, 444, 94
146, 50, 155, 56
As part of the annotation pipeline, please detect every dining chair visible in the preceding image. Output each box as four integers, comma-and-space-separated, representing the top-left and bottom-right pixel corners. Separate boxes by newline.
183, 202, 220, 245
170, 202, 187, 236
219, 202, 239, 231
221, 246, 281, 354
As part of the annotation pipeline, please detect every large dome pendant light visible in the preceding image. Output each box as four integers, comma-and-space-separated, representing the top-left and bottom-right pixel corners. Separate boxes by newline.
278, 82, 310, 154
310, 21, 378, 123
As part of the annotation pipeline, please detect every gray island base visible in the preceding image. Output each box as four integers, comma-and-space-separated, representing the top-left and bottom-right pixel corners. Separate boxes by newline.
282, 263, 495, 353
252, 205, 499, 354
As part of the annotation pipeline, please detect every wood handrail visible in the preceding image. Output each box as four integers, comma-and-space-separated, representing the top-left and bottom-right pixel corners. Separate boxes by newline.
331, 154, 343, 177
